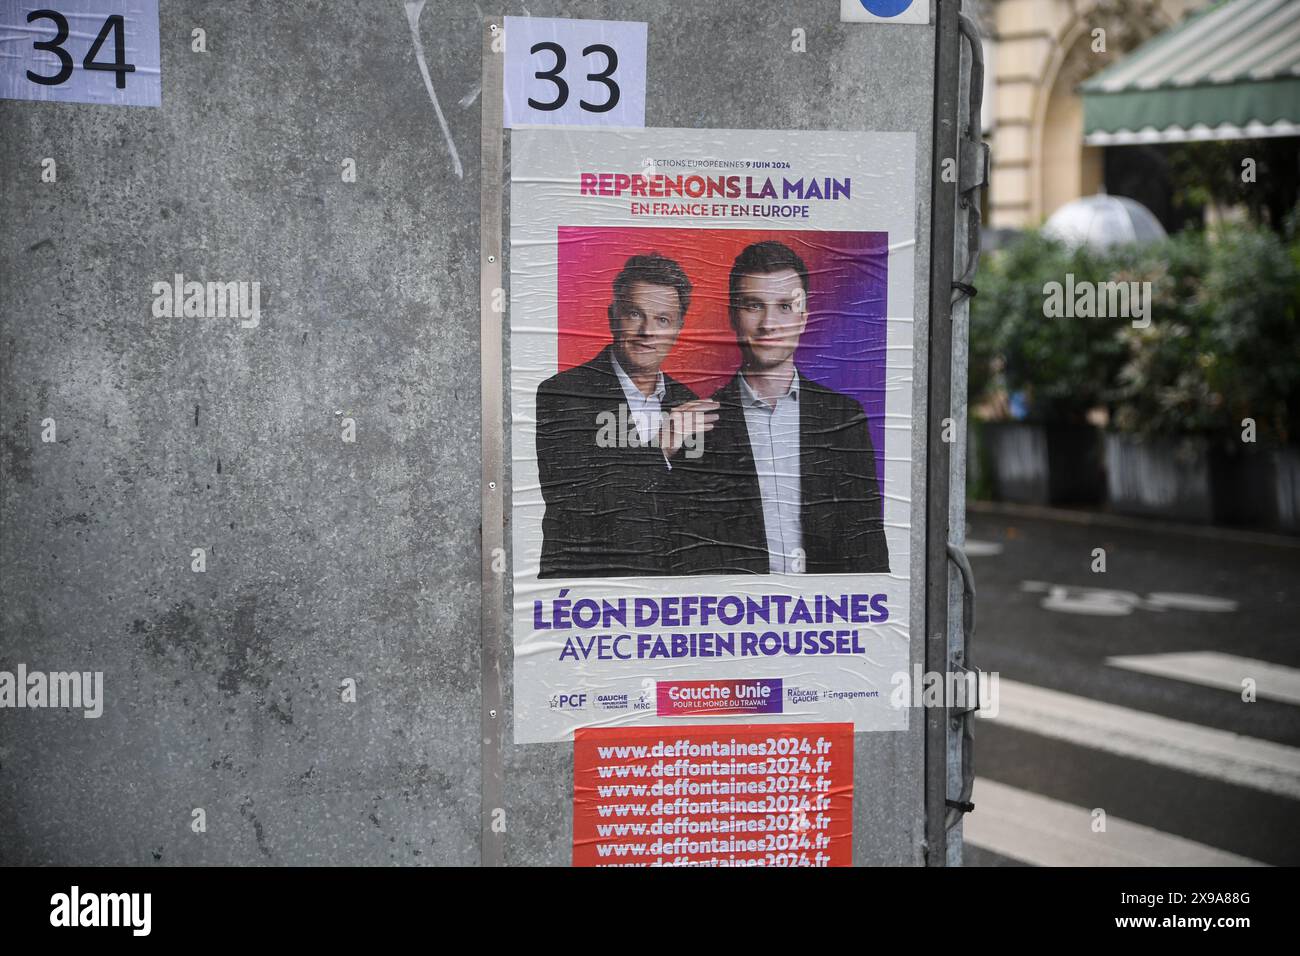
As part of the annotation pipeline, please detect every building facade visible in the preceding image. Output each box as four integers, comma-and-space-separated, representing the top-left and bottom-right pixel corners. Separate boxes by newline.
983, 0, 1207, 229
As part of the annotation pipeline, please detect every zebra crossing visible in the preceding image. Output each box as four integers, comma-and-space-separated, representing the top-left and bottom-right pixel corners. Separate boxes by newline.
964, 779, 1265, 867
1106, 652, 1300, 707
964, 655, 1300, 867
989, 677, 1300, 801
959, 525, 1300, 868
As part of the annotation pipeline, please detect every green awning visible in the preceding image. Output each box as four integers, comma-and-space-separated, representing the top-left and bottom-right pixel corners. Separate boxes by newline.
1081, 0, 1300, 145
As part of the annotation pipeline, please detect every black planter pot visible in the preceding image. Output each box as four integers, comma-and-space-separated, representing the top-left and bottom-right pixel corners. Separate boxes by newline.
984, 422, 1105, 506
1211, 445, 1300, 533
1105, 433, 1213, 523
1211, 446, 1275, 527
1276, 448, 1300, 534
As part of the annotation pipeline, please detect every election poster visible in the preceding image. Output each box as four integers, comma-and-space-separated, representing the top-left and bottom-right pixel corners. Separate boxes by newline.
510, 127, 917, 745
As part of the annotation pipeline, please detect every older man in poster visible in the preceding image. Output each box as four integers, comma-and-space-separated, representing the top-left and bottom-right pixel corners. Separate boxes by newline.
535, 253, 718, 578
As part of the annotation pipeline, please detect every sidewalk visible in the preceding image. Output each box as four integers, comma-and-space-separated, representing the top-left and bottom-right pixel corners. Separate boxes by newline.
967, 499, 1300, 550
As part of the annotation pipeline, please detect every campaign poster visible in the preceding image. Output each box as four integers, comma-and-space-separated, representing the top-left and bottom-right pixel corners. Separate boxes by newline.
509, 127, 917, 744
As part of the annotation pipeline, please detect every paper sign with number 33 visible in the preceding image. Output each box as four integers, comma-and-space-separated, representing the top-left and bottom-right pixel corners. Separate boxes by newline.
502, 15, 646, 130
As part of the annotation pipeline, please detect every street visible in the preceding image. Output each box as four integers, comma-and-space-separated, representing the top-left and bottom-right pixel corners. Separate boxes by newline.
961, 507, 1300, 867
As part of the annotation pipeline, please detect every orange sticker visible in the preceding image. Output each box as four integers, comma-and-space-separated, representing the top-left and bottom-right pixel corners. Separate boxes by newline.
574, 723, 853, 867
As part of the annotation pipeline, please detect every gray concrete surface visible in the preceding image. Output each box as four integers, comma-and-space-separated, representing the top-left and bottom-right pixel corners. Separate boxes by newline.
1, 0, 941, 865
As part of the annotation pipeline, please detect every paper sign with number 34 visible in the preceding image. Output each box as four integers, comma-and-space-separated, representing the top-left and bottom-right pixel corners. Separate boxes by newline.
0, 0, 161, 106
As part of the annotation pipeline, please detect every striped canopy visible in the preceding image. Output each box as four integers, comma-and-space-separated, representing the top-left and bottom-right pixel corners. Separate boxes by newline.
1081, 0, 1300, 145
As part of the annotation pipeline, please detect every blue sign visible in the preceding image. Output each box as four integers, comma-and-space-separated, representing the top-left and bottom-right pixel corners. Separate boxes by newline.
860, 0, 915, 16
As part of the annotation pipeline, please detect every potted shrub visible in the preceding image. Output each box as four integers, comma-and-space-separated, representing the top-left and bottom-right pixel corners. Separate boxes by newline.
1200, 225, 1300, 531
1106, 232, 1221, 521
971, 232, 1123, 505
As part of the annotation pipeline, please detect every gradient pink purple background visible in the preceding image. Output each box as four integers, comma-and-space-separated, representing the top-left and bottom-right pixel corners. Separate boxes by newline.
556, 226, 889, 490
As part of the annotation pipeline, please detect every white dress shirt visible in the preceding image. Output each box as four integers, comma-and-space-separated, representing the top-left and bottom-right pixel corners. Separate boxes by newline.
611, 352, 667, 448
739, 371, 803, 573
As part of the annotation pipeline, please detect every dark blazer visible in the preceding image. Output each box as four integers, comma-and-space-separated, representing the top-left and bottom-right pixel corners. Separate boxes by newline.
536, 346, 698, 578
668, 371, 889, 575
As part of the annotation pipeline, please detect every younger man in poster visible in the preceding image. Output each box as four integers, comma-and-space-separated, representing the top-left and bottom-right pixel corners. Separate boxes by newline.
672, 240, 890, 575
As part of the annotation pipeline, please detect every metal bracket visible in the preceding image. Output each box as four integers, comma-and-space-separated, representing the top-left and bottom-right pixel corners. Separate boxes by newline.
952, 11, 989, 306
959, 136, 990, 195
479, 15, 506, 868
945, 542, 977, 828
949, 664, 984, 717
924, 0, 966, 866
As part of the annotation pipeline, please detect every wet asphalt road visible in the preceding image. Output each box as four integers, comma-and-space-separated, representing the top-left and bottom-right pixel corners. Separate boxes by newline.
959, 507, 1300, 867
